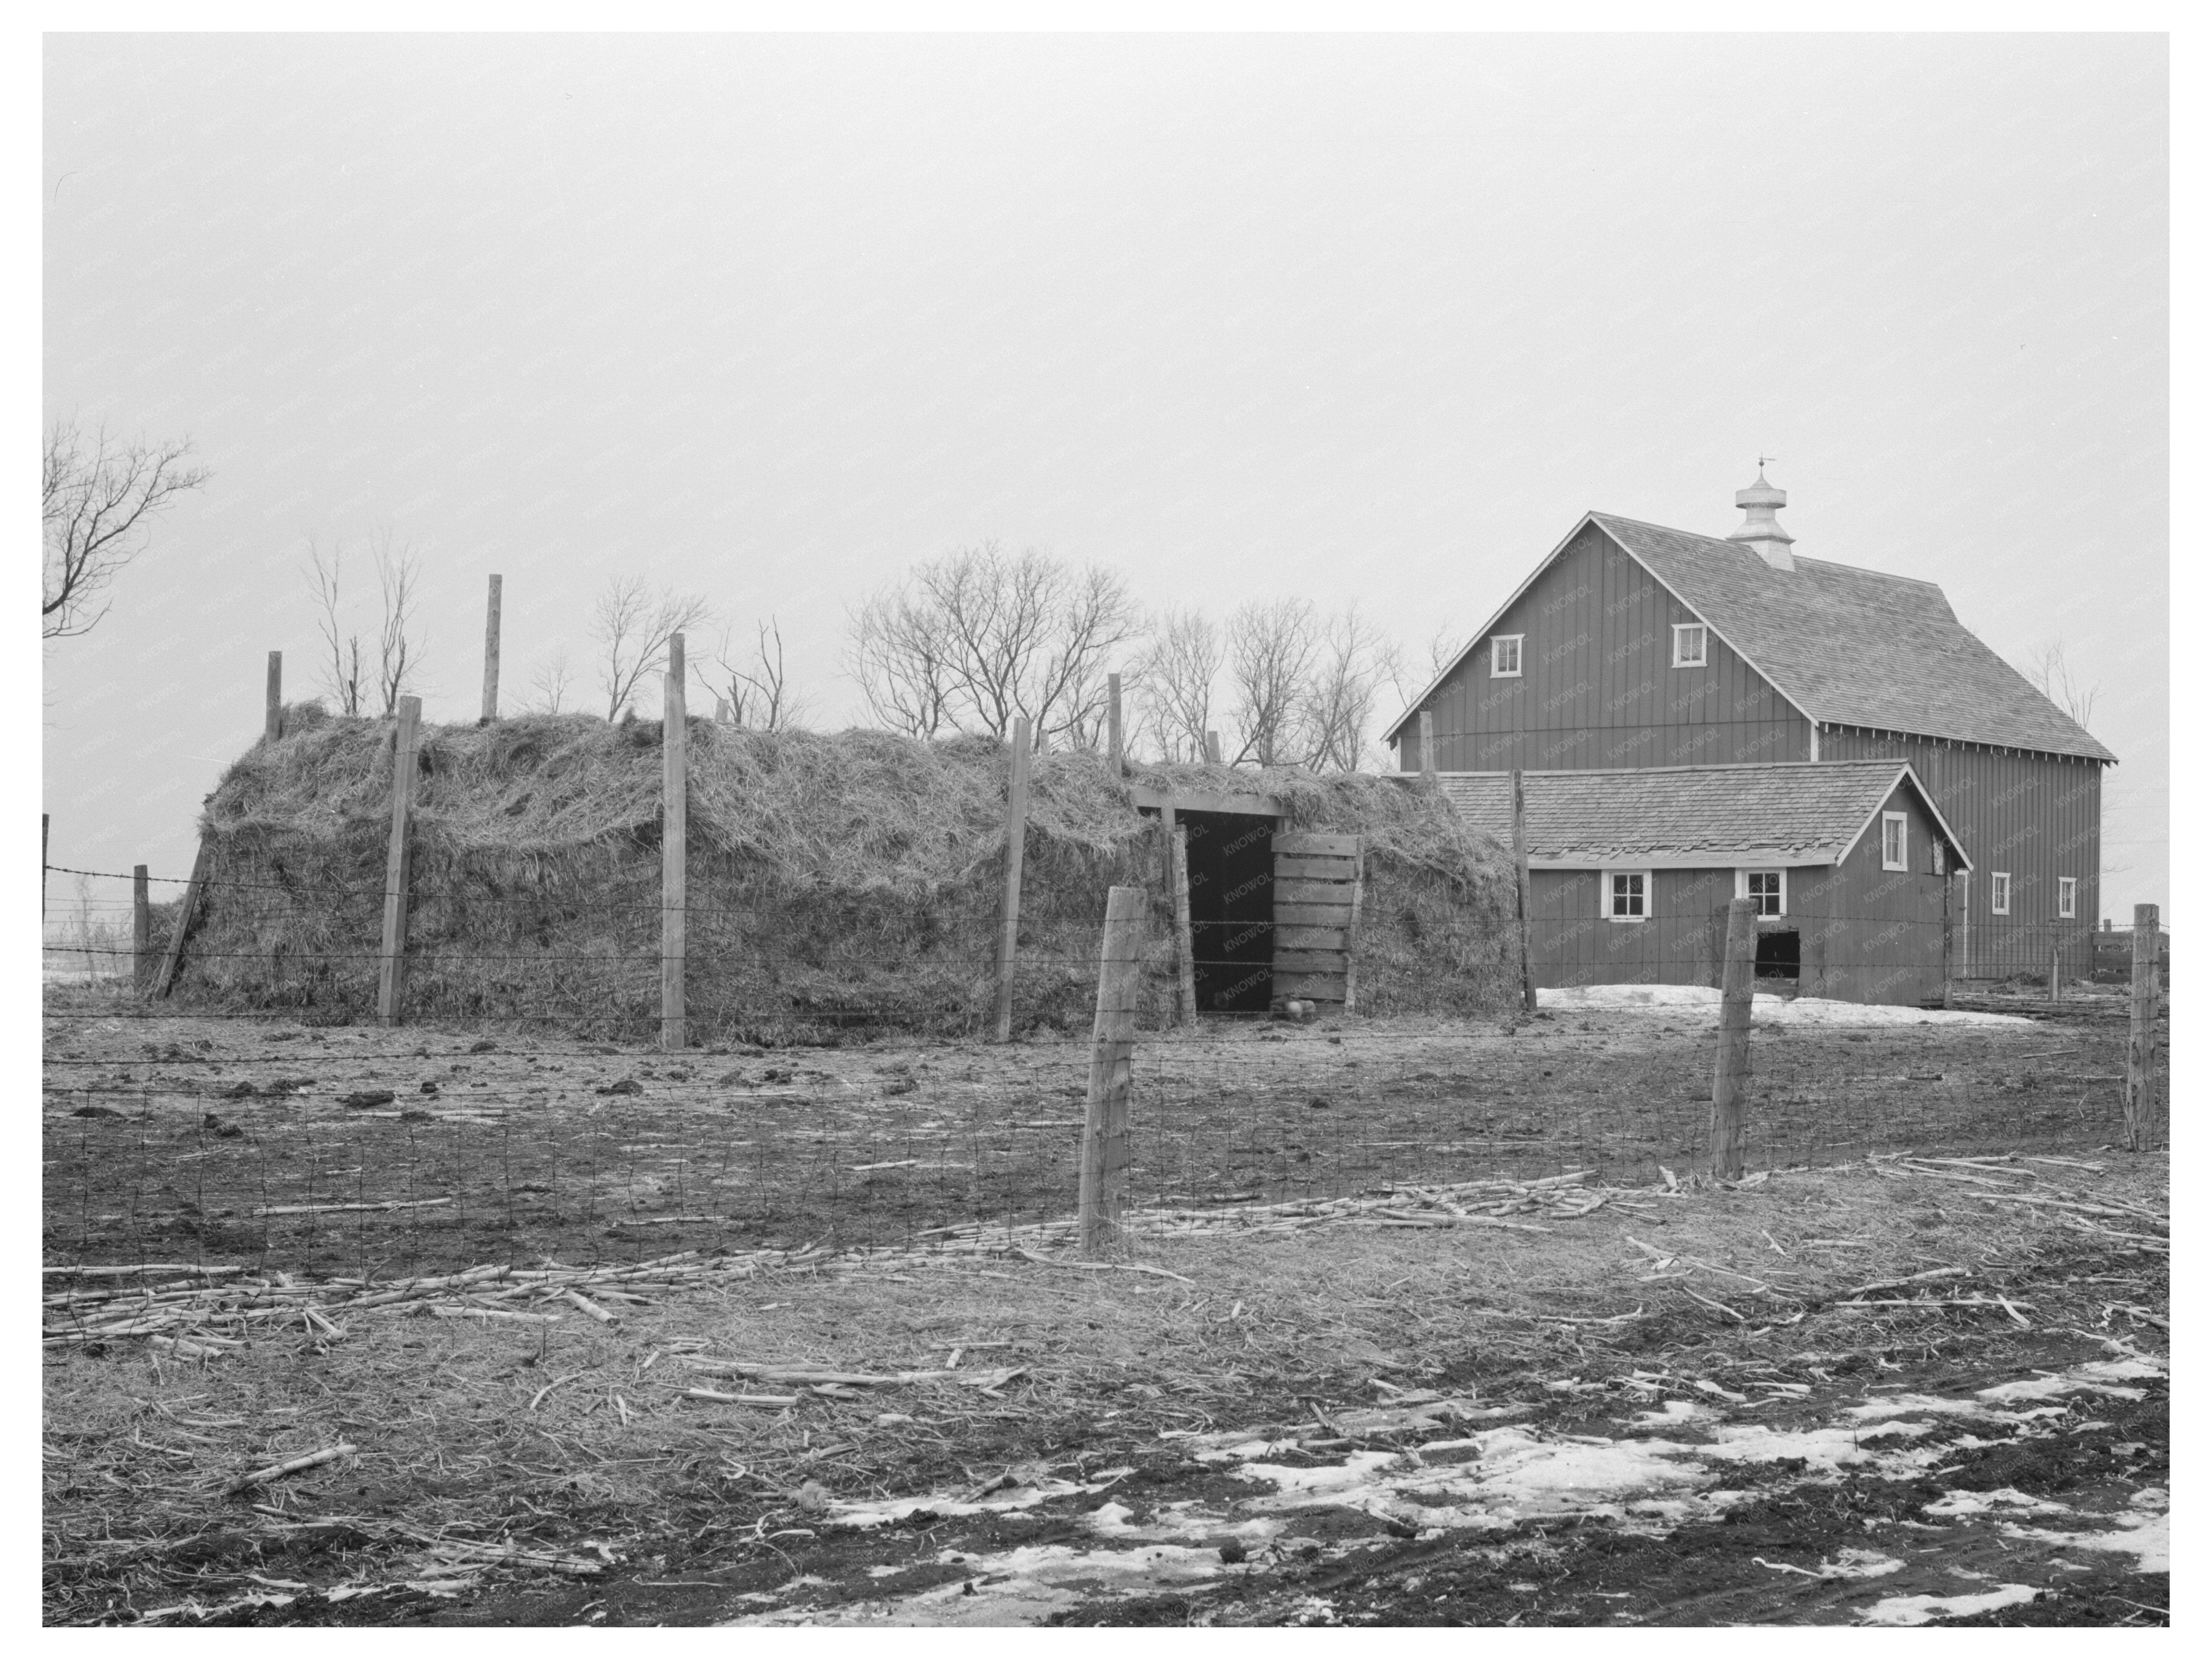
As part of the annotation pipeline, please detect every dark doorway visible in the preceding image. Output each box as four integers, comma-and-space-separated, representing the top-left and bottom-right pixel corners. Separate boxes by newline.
1755, 928, 1801, 981
1181, 810, 1275, 1013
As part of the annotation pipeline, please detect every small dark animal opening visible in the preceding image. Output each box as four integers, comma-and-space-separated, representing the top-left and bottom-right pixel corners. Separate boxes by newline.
1755, 928, 1800, 980
1181, 809, 1275, 1014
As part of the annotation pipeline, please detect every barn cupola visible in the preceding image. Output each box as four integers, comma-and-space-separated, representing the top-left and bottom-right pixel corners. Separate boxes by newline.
1728, 469, 1796, 572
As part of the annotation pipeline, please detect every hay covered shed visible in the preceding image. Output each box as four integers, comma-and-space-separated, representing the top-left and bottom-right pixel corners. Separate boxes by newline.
167, 708, 1517, 1041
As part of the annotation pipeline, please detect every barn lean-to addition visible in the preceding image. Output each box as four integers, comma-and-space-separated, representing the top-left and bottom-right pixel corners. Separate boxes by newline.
1386, 474, 2115, 999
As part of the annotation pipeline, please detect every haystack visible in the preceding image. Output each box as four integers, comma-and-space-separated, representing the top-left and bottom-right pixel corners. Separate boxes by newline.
170, 708, 1517, 1041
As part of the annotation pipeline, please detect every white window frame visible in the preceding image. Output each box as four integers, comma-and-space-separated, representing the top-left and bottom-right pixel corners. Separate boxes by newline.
1737, 868, 1786, 917
2057, 876, 2076, 920
1604, 868, 1651, 923
1880, 811, 1908, 871
1490, 634, 1523, 678
1991, 871, 2011, 916
1671, 622, 1709, 668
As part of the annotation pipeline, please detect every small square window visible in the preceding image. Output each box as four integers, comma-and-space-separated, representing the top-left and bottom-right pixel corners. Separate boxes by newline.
1742, 869, 1785, 917
1490, 635, 1523, 677
1672, 623, 1708, 668
1881, 811, 1908, 871
1991, 872, 2012, 915
2057, 877, 2077, 920
1607, 870, 1648, 921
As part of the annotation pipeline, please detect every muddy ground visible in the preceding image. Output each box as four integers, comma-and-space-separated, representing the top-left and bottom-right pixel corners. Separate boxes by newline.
43, 997, 2167, 1627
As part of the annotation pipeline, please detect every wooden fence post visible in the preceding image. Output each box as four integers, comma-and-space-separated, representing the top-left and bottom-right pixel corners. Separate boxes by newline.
1205, 730, 1222, 767
2050, 940, 2061, 1004
2123, 902, 2159, 1151
1419, 711, 1437, 783
1078, 885, 1145, 1257
1343, 842, 1365, 1014
662, 634, 688, 1053
1170, 824, 1197, 1027
376, 696, 423, 1026
152, 839, 211, 999
265, 651, 283, 744
132, 864, 152, 992
993, 716, 1032, 1042
1709, 896, 1757, 1180
42, 812, 48, 925
1511, 767, 1536, 1014
480, 574, 503, 723
1106, 672, 1124, 775
1941, 869, 1955, 1010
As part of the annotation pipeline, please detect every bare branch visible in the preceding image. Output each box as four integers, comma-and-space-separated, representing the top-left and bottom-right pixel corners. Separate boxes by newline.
593, 577, 715, 720
2026, 638, 2099, 731
1224, 598, 1318, 766
42, 419, 211, 639
527, 645, 575, 715
1129, 608, 1222, 763
712, 617, 808, 731
371, 535, 427, 716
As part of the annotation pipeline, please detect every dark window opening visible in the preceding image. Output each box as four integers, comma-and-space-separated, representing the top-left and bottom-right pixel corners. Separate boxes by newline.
1755, 928, 1800, 981
1180, 809, 1276, 1014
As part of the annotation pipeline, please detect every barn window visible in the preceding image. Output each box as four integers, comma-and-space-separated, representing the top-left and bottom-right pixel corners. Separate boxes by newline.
1606, 870, 1649, 921
1490, 635, 1523, 677
1991, 871, 2012, 915
1881, 812, 1908, 871
1672, 623, 1708, 668
2058, 876, 2077, 920
1740, 869, 1785, 916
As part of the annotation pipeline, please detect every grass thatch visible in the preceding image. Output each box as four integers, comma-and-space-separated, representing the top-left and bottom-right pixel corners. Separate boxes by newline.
171, 711, 1515, 1041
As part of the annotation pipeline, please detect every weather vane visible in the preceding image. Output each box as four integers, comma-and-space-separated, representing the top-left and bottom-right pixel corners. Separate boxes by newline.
1757, 454, 1778, 470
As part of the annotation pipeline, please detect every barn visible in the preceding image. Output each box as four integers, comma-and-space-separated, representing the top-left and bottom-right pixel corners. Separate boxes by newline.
1385, 473, 2115, 994
1443, 761, 1971, 1004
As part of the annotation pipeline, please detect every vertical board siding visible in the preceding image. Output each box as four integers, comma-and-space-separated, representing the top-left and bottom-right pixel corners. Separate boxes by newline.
1409, 524, 1810, 774
1818, 730, 2102, 982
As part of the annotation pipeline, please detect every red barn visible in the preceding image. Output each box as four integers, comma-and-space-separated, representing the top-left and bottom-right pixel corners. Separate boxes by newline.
1386, 476, 2114, 999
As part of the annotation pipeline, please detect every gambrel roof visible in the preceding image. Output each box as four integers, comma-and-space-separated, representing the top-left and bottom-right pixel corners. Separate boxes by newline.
1436, 760, 1972, 871
1386, 511, 2116, 763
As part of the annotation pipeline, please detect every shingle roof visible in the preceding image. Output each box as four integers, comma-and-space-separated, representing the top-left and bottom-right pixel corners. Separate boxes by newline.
1588, 514, 2114, 762
1436, 760, 1971, 870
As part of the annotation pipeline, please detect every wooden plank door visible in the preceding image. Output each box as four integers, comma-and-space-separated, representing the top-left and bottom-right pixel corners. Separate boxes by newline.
1272, 832, 1359, 1007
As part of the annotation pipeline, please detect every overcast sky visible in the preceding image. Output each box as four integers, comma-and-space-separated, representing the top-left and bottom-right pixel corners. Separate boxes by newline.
42, 32, 2167, 922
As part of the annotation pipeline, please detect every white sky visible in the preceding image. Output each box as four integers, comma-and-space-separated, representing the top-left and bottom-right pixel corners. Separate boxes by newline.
41, 32, 2168, 920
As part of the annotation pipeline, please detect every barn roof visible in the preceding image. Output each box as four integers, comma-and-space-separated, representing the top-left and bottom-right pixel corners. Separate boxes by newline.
1385, 511, 2115, 763
1434, 759, 1972, 871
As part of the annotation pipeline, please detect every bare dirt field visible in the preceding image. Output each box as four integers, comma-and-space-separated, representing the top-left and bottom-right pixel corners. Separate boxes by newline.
43, 995, 2167, 1627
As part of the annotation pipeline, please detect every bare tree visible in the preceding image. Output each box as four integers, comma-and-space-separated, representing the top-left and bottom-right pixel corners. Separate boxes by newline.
2026, 638, 2099, 730
1295, 604, 1398, 774
1224, 598, 1318, 765
306, 540, 369, 714
43, 419, 211, 639
1129, 608, 1222, 763
370, 535, 427, 716
527, 645, 576, 715
846, 544, 1140, 743
710, 618, 808, 730
593, 576, 716, 720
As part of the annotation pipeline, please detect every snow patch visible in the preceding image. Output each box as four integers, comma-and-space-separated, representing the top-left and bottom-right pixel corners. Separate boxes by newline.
1858, 1584, 2043, 1626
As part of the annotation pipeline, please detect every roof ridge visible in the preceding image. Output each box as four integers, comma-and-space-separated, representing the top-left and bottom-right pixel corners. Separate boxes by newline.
1435, 759, 1899, 779
1591, 510, 1948, 592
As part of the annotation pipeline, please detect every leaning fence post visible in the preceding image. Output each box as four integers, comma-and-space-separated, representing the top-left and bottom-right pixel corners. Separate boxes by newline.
153, 838, 212, 999
1078, 885, 1145, 1257
480, 574, 503, 723
2123, 902, 2160, 1151
265, 651, 283, 744
1170, 824, 1198, 1027
1106, 672, 1124, 775
1710, 896, 1757, 1179
993, 716, 1033, 1042
1205, 729, 1222, 767
662, 634, 688, 1053
132, 865, 152, 993
376, 696, 423, 1026
1419, 711, 1437, 784
1511, 767, 1536, 1014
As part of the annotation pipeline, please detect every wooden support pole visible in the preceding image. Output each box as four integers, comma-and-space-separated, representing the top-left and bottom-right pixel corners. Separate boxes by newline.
2123, 902, 2159, 1152
132, 864, 152, 993
1170, 825, 1197, 1028
376, 696, 423, 1026
264, 651, 283, 744
2050, 940, 2062, 1004
1941, 868, 1955, 1011
714, 696, 731, 724
480, 574, 503, 723
993, 716, 1033, 1042
152, 839, 211, 999
1078, 885, 1145, 1258
1709, 896, 1757, 1180
1510, 767, 1536, 1015
1343, 841, 1364, 1014
1419, 711, 1437, 782
662, 634, 687, 1053
1205, 729, 1222, 767
1106, 672, 1124, 775
42, 812, 48, 926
